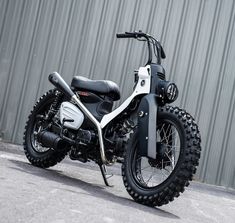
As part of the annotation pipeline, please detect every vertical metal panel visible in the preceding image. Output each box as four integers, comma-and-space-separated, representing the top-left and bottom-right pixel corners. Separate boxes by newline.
0, 0, 234, 189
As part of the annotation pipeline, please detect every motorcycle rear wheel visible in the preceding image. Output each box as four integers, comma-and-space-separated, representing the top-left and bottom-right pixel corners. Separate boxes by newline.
23, 90, 68, 168
122, 106, 201, 206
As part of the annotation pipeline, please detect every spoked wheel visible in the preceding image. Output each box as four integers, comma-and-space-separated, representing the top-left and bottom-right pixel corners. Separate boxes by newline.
23, 90, 68, 168
134, 121, 181, 188
31, 106, 52, 154
122, 106, 201, 207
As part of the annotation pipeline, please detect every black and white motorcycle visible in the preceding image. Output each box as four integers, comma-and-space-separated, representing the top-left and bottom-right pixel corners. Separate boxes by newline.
23, 31, 201, 206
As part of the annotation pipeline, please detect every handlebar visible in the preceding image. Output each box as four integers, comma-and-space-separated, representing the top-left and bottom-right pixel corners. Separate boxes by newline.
116, 31, 165, 64
116, 33, 136, 38
117, 31, 152, 64
116, 31, 148, 39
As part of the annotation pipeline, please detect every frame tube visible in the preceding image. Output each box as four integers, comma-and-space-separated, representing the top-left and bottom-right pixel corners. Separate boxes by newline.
71, 95, 112, 165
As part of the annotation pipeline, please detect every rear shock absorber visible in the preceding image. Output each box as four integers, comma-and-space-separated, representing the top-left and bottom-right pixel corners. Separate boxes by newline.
48, 90, 64, 119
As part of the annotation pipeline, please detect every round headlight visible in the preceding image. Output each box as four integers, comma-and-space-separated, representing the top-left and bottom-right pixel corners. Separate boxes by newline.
157, 81, 178, 104
165, 83, 178, 102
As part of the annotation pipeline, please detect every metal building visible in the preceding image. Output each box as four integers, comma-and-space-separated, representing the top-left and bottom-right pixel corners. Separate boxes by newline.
0, 0, 234, 189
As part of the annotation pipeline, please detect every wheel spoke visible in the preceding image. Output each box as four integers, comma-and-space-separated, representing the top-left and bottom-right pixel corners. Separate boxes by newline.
165, 152, 175, 169
160, 128, 177, 143
146, 167, 155, 185
161, 124, 171, 143
141, 165, 151, 171
32, 115, 50, 153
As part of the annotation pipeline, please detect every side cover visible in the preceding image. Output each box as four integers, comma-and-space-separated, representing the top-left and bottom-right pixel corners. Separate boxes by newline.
137, 94, 158, 159
60, 102, 84, 130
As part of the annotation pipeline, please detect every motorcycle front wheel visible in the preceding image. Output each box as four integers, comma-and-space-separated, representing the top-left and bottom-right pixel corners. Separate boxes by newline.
122, 106, 201, 206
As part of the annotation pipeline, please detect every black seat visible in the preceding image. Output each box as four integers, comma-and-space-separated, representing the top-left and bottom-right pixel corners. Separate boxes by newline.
71, 76, 121, 101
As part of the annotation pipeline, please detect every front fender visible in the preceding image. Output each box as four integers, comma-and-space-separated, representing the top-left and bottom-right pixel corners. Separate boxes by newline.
137, 94, 158, 159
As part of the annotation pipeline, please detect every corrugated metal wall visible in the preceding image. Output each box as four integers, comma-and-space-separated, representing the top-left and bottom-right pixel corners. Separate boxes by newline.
0, 0, 234, 189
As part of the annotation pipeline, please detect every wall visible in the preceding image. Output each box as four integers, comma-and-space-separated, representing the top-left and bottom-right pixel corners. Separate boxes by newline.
0, 0, 234, 189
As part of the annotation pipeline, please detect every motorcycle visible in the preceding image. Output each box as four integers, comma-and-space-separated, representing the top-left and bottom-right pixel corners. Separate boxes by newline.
23, 31, 201, 206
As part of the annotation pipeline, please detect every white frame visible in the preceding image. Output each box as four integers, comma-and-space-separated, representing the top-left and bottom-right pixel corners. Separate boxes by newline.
100, 65, 151, 128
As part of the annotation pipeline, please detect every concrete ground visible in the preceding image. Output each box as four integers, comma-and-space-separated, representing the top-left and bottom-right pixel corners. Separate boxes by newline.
0, 142, 234, 223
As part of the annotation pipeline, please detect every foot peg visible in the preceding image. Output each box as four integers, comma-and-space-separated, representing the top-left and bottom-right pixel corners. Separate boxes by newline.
99, 164, 113, 187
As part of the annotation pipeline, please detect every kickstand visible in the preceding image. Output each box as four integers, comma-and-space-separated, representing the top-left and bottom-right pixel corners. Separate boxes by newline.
99, 164, 113, 187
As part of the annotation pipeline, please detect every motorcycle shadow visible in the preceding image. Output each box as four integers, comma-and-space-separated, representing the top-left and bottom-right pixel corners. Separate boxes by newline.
9, 159, 180, 220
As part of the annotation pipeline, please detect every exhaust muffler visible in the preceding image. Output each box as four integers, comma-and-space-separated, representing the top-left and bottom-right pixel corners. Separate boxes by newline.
37, 131, 67, 151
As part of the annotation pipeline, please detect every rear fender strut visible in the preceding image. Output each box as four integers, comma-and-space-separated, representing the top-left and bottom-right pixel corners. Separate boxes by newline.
137, 94, 158, 159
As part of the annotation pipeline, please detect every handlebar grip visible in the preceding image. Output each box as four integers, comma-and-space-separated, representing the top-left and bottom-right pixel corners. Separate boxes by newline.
116, 33, 136, 38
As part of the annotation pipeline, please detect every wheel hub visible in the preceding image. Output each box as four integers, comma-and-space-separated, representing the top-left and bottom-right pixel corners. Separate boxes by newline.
148, 142, 171, 168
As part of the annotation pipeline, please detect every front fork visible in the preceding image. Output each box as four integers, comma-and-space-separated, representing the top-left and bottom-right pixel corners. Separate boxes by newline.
137, 94, 158, 159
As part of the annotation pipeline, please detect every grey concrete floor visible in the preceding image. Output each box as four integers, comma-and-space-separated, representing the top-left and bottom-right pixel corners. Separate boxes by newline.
0, 142, 234, 223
